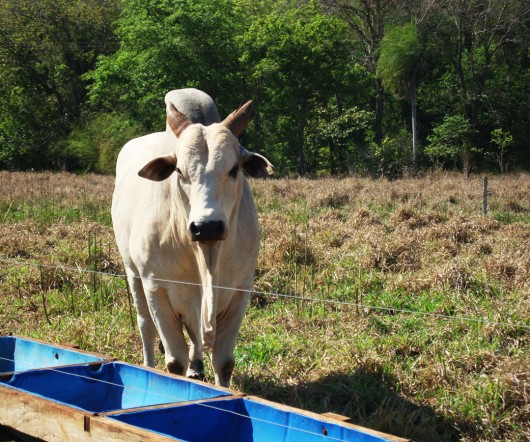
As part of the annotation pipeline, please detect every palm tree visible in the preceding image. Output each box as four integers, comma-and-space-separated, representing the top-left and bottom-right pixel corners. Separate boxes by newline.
376, 22, 420, 169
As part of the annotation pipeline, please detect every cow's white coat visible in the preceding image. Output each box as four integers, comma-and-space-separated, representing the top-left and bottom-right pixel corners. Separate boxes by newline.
112, 89, 273, 386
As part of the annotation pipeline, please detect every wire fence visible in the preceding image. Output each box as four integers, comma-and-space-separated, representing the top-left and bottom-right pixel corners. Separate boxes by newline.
1, 254, 529, 441
1, 257, 529, 331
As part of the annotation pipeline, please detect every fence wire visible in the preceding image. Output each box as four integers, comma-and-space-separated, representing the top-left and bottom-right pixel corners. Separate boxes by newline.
1, 258, 529, 330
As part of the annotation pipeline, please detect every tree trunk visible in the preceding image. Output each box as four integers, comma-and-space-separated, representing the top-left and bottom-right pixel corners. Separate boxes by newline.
411, 83, 418, 170
463, 151, 473, 179
298, 123, 306, 176
297, 95, 308, 176
375, 78, 384, 145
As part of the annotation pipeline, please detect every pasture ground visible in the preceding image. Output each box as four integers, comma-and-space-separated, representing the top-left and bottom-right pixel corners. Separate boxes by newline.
0, 170, 528, 441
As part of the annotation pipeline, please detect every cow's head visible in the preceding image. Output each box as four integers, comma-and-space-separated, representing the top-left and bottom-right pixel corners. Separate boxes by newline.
138, 101, 274, 243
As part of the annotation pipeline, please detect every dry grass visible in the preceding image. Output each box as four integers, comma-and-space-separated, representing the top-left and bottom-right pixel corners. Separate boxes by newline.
0, 170, 529, 441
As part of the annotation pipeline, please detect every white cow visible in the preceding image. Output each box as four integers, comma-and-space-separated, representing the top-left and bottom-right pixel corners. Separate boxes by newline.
112, 89, 273, 387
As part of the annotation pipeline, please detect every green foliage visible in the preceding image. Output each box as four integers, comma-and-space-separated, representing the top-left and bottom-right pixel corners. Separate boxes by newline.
425, 115, 478, 170
0, 0, 529, 176
85, 0, 244, 127
490, 129, 513, 153
237, 0, 359, 175
0, 0, 120, 170
376, 23, 419, 100
417, 0, 529, 171
305, 104, 374, 174
489, 128, 513, 173
0, 88, 42, 170
51, 113, 145, 174
369, 130, 411, 178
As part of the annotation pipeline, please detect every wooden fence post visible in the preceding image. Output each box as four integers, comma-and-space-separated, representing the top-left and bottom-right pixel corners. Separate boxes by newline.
482, 176, 488, 216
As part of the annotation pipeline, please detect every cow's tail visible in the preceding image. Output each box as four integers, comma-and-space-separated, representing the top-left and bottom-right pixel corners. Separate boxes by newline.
201, 271, 217, 351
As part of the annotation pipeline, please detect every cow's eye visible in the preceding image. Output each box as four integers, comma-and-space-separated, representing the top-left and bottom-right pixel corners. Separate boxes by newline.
228, 164, 239, 179
176, 167, 189, 182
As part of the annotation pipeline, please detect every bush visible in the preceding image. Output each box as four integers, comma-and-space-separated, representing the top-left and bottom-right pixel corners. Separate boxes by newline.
490, 128, 513, 173
51, 113, 144, 174
305, 105, 374, 175
368, 129, 412, 178
425, 115, 478, 175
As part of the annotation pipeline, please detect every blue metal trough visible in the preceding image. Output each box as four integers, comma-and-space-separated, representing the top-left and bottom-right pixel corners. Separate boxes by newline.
0, 335, 106, 373
0, 336, 408, 442
1, 361, 231, 413
109, 396, 393, 442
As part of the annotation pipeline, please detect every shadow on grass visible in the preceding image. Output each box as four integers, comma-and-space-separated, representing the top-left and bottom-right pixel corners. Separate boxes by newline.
234, 363, 463, 442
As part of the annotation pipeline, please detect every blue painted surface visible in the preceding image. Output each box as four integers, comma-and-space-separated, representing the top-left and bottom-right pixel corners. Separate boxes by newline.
1, 362, 230, 413
110, 397, 391, 442
0, 336, 399, 441
0, 336, 105, 373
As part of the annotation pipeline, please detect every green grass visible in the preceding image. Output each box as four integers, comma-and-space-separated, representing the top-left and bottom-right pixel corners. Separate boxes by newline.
0, 194, 111, 225
0, 171, 529, 441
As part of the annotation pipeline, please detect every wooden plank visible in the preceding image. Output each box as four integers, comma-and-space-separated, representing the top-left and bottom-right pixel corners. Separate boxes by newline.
321, 412, 352, 423
82, 415, 172, 442
0, 386, 172, 442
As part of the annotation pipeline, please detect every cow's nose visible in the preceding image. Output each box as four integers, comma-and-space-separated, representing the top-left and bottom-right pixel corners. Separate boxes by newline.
189, 220, 226, 242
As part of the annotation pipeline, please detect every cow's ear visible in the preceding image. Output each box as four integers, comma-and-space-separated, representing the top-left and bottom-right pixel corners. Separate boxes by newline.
138, 155, 177, 181
222, 101, 253, 138
240, 145, 274, 178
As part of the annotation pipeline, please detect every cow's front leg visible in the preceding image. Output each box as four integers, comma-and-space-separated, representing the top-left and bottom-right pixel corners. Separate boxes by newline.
211, 291, 250, 387
167, 285, 206, 381
143, 278, 188, 376
185, 325, 205, 381
127, 273, 157, 367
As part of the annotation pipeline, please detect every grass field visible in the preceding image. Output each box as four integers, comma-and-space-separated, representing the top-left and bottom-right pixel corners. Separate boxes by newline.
0, 170, 529, 441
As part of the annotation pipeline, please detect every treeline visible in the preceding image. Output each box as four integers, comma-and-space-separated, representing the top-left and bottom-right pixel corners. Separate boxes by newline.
1, 0, 528, 176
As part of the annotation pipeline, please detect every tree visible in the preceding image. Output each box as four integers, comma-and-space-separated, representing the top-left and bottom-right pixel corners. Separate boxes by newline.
424, 115, 477, 176
238, 0, 356, 175
376, 22, 420, 169
306, 105, 374, 174
321, 0, 403, 146
419, 0, 530, 170
0, 0, 120, 169
86, 0, 245, 130
490, 128, 513, 173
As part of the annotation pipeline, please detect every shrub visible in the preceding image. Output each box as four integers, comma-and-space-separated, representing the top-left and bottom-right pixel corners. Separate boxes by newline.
425, 115, 478, 176
368, 130, 412, 178
51, 113, 144, 174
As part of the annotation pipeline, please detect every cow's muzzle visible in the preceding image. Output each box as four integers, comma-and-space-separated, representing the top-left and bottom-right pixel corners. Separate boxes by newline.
189, 220, 226, 242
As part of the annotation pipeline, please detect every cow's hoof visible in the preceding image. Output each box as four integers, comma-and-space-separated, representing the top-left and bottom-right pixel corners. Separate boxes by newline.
188, 360, 205, 381
166, 360, 184, 376
187, 371, 206, 382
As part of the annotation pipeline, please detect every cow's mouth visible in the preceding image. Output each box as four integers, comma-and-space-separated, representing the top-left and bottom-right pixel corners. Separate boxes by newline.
195, 238, 223, 245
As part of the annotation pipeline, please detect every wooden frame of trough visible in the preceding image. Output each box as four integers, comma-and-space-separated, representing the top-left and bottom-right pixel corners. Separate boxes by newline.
0, 336, 410, 442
